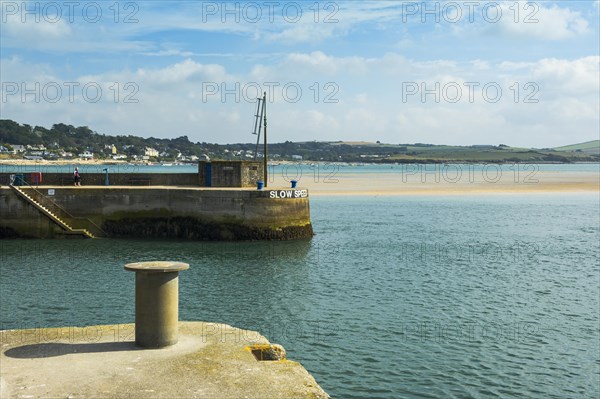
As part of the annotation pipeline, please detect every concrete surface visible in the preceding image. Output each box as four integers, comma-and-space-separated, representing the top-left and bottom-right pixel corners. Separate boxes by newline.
0, 186, 313, 240
0, 321, 330, 399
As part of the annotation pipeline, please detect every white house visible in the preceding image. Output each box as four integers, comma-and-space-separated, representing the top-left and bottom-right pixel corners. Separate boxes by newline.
145, 147, 159, 157
11, 145, 26, 153
79, 151, 94, 159
28, 144, 46, 151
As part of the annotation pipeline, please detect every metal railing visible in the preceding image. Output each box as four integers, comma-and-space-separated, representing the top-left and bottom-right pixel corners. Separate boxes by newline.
10, 179, 107, 238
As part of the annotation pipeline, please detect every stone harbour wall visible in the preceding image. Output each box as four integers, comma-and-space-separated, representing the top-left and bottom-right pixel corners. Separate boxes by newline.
0, 172, 198, 187
0, 187, 313, 240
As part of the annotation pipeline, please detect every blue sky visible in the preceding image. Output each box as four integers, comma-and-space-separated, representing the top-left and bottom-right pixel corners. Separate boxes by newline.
1, 1, 599, 146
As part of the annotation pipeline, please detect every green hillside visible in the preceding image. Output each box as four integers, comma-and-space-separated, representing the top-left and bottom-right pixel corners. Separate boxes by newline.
554, 140, 600, 152
1, 119, 599, 163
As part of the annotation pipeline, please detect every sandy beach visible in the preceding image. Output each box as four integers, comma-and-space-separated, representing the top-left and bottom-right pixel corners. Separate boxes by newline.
0, 158, 128, 165
270, 170, 600, 196
1, 159, 598, 196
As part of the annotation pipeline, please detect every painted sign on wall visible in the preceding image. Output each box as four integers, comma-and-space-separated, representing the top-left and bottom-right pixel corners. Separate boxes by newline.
269, 189, 308, 199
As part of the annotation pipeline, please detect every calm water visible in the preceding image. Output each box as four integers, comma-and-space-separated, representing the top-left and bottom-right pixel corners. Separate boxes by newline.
1, 193, 599, 398
1, 162, 599, 175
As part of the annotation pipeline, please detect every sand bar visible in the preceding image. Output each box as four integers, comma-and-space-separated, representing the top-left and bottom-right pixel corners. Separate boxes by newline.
270, 171, 600, 196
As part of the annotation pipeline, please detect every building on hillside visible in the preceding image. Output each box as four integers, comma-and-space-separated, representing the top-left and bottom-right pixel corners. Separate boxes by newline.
145, 147, 159, 157
79, 151, 94, 159
10, 145, 26, 154
105, 144, 117, 154
28, 144, 46, 151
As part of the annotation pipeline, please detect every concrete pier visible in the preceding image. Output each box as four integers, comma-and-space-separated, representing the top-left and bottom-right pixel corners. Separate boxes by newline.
0, 259, 329, 397
124, 261, 189, 348
0, 186, 313, 240
0, 322, 330, 398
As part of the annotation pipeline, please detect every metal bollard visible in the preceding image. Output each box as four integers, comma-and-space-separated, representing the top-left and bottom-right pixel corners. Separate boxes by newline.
124, 261, 189, 348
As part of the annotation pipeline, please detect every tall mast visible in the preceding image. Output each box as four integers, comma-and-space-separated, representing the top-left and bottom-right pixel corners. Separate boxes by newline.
252, 97, 263, 159
262, 92, 268, 187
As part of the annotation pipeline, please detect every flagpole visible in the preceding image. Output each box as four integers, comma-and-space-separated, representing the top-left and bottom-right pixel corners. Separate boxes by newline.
262, 91, 268, 187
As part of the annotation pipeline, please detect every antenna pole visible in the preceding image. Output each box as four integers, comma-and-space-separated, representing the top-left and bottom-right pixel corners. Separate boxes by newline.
253, 99, 262, 159
262, 92, 268, 187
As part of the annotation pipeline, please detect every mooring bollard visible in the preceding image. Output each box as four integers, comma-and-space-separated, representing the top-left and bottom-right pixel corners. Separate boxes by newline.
124, 261, 189, 348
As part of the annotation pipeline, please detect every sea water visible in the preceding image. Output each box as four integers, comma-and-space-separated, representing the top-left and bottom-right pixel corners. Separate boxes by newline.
1, 192, 599, 398
1, 162, 599, 175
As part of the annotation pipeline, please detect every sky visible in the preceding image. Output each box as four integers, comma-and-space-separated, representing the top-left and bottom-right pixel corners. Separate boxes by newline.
1, 0, 599, 147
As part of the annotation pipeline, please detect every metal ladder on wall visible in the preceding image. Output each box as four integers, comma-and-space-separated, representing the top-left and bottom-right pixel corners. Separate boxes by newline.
9, 182, 104, 238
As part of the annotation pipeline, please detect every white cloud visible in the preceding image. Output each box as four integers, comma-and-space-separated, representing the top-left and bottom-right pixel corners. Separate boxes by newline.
496, 2, 589, 40
285, 52, 368, 75
1, 52, 598, 147
1, 5, 72, 42
265, 24, 335, 44
141, 49, 195, 57
134, 59, 231, 84
530, 56, 600, 94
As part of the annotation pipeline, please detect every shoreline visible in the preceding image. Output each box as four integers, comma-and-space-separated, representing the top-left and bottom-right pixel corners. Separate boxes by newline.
0, 159, 174, 166
308, 187, 600, 196
274, 170, 600, 196
1, 159, 599, 166
1, 160, 597, 196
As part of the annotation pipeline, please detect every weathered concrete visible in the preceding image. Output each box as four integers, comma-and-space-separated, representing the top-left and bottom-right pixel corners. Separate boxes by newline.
198, 161, 264, 188
125, 261, 189, 348
0, 186, 313, 240
0, 188, 65, 238
0, 172, 199, 187
0, 322, 330, 399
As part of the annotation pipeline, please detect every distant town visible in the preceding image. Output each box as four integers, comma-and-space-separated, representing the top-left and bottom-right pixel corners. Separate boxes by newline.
1, 119, 598, 164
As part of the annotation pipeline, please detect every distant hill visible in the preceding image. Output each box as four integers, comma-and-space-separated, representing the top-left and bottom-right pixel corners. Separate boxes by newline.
554, 140, 600, 154
1, 119, 599, 163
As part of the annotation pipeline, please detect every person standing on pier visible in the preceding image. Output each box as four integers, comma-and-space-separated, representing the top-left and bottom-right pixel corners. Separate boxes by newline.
74, 167, 81, 186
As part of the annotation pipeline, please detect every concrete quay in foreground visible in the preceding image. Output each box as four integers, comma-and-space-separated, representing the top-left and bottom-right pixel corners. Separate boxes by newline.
0, 321, 330, 399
